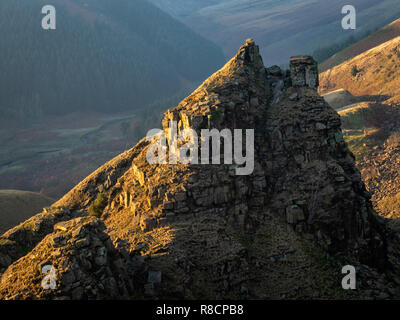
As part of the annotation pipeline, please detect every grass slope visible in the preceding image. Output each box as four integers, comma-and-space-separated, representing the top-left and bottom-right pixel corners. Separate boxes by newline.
320, 18, 400, 72
0, 190, 54, 234
319, 36, 400, 104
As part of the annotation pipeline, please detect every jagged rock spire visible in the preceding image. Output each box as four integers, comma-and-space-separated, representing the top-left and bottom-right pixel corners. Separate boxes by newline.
0, 39, 395, 300
162, 38, 270, 136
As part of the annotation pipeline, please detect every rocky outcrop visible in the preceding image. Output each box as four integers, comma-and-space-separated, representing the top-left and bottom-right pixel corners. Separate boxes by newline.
0, 206, 85, 272
290, 56, 319, 89
0, 39, 398, 299
0, 217, 135, 300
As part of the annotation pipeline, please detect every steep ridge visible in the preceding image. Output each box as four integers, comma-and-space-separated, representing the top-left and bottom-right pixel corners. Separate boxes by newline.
319, 36, 400, 104
0, 0, 225, 118
320, 18, 400, 72
1, 40, 400, 299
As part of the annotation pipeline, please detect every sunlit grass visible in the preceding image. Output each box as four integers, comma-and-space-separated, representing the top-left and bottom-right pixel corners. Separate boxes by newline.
343, 129, 389, 160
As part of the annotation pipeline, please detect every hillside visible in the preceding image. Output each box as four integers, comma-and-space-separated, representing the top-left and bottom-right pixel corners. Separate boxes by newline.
0, 0, 225, 119
318, 18, 400, 194
322, 89, 362, 110
319, 36, 400, 104
321, 35, 400, 223
320, 18, 400, 72
1, 40, 400, 300
149, 0, 400, 66
0, 190, 54, 234
357, 136, 400, 219
336, 103, 400, 219
145, 0, 226, 17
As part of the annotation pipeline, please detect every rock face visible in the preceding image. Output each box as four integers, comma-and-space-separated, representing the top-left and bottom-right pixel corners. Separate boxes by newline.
318, 36, 400, 105
0, 206, 85, 271
0, 39, 398, 299
290, 56, 319, 89
0, 217, 134, 300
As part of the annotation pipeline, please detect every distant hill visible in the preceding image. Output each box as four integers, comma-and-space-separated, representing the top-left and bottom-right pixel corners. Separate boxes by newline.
0, 190, 54, 234
149, 0, 400, 66
320, 18, 400, 72
146, 0, 225, 17
319, 36, 400, 104
0, 0, 225, 119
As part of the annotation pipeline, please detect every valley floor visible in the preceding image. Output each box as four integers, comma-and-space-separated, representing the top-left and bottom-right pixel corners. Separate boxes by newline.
0, 111, 142, 199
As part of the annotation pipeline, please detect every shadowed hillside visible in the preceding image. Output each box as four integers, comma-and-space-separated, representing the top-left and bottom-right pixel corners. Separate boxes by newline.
320, 31, 400, 223
320, 18, 400, 72
149, 0, 400, 66
0, 0, 225, 120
